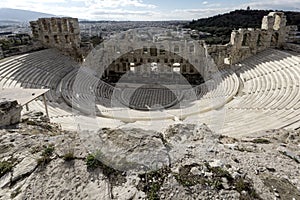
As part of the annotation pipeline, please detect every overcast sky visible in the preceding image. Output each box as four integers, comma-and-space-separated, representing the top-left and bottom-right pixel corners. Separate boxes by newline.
1, 0, 299, 20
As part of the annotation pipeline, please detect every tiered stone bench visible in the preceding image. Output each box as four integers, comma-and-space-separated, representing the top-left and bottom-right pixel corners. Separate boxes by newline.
0, 48, 298, 135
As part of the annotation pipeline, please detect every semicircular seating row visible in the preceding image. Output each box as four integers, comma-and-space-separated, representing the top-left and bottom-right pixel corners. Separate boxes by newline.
118, 69, 238, 110
0, 48, 239, 120
216, 48, 300, 136
0, 49, 79, 118
59, 66, 239, 114
0, 48, 299, 136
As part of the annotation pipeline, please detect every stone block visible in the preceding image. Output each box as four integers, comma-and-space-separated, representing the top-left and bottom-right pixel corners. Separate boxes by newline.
0, 99, 22, 127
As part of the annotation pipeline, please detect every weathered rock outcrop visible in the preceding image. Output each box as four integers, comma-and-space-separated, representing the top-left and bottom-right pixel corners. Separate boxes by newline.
0, 117, 300, 200
0, 99, 22, 127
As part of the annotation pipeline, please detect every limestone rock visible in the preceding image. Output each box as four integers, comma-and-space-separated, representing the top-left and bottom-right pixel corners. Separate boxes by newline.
0, 120, 300, 200
0, 99, 22, 127
12, 156, 38, 183
0, 172, 11, 188
79, 128, 169, 173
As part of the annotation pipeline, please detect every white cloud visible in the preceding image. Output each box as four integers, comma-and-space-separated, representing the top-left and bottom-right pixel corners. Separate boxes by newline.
242, 0, 300, 10
0, 0, 299, 21
168, 8, 232, 20
83, 0, 157, 8
92, 9, 154, 16
0, 0, 158, 20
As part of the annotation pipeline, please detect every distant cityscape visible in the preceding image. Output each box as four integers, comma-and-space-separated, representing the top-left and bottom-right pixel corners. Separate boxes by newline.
0, 18, 206, 59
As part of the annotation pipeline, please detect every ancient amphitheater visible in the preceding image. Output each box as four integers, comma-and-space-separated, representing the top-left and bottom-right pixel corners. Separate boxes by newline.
0, 12, 299, 138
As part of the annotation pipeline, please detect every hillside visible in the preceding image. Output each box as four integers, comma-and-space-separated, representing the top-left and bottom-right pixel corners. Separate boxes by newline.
0, 112, 300, 199
186, 9, 300, 44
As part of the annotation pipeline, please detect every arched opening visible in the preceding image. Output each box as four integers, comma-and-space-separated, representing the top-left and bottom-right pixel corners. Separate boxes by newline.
159, 45, 165, 55
242, 33, 250, 46
102, 48, 204, 85
174, 45, 180, 53
65, 35, 70, 43
189, 44, 195, 53
271, 32, 279, 46
54, 35, 59, 44
257, 34, 262, 47
150, 46, 157, 56
44, 35, 50, 43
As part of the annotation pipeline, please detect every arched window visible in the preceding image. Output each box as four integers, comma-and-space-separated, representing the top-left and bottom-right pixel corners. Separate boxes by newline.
143, 46, 148, 54
174, 45, 180, 53
242, 33, 249, 46
257, 34, 262, 46
150, 46, 157, 56
189, 45, 195, 53
65, 35, 70, 43
271, 32, 279, 46
54, 35, 59, 44
159, 45, 165, 55
122, 63, 126, 71
44, 35, 50, 43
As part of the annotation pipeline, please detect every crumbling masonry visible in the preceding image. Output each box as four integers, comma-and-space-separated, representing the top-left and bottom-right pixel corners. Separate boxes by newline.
0, 99, 22, 127
206, 12, 288, 67
29, 12, 294, 67
30, 17, 82, 60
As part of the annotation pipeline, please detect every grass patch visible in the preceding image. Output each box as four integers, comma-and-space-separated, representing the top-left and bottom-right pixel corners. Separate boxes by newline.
26, 120, 53, 131
263, 176, 300, 200
86, 152, 102, 169
85, 151, 126, 186
26, 120, 37, 126
174, 163, 234, 189
138, 167, 170, 200
63, 150, 75, 161
0, 160, 14, 178
36, 145, 55, 166
235, 178, 261, 199
251, 138, 271, 144
30, 145, 42, 154
207, 165, 234, 190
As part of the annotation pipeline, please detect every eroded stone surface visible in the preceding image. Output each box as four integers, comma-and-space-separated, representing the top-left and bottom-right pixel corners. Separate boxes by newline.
0, 121, 299, 200
0, 99, 22, 127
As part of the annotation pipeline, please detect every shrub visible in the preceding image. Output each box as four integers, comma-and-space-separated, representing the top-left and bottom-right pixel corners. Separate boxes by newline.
41, 145, 54, 157
235, 178, 261, 199
0, 161, 13, 178
86, 152, 101, 169
36, 145, 55, 166
63, 151, 75, 161
251, 138, 271, 144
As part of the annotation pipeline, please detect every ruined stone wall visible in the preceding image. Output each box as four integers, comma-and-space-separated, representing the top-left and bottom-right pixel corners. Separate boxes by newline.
205, 12, 287, 67
286, 25, 300, 44
97, 36, 213, 81
0, 99, 22, 127
285, 43, 300, 53
30, 17, 82, 60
